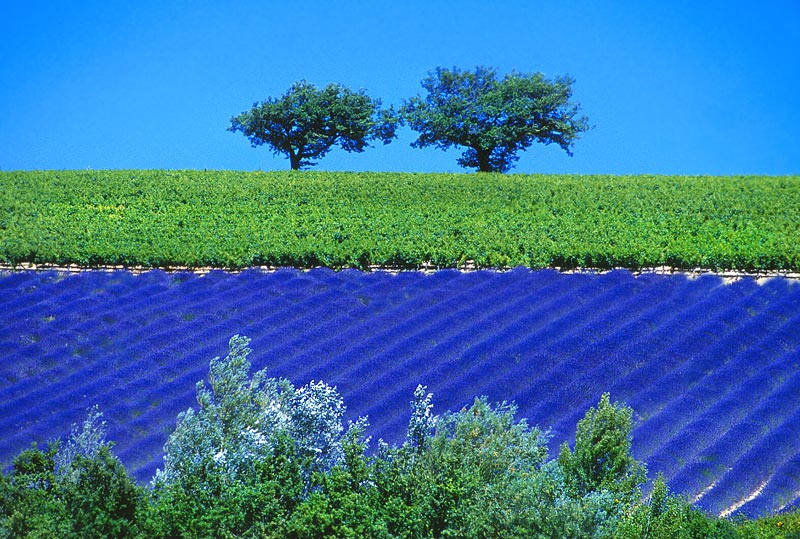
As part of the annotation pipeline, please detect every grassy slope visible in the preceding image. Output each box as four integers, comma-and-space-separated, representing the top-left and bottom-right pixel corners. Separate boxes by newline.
1, 170, 798, 270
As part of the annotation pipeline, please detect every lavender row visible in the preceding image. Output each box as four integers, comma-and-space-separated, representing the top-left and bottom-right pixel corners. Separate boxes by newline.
1, 268, 799, 517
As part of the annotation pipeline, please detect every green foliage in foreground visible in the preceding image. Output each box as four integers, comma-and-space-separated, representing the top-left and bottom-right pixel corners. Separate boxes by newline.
0, 434, 146, 537
559, 393, 647, 500
1, 170, 799, 270
1, 336, 799, 537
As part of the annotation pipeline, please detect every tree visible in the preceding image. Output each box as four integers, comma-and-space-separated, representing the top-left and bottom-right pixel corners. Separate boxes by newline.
153, 335, 360, 491
230, 81, 399, 170
0, 410, 146, 538
401, 66, 590, 172
558, 393, 647, 500
149, 334, 365, 536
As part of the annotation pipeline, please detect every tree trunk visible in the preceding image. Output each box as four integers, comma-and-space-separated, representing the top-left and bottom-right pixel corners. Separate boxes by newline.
476, 148, 492, 172
289, 152, 301, 170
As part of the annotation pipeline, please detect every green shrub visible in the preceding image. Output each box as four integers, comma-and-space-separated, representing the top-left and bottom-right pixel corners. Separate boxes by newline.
0, 412, 145, 538
0, 443, 68, 537
558, 393, 647, 501
282, 422, 391, 538
614, 475, 738, 538
149, 334, 366, 537
402, 396, 549, 536
61, 446, 146, 538
366, 393, 635, 538
152, 335, 360, 492
736, 509, 800, 538
146, 432, 306, 537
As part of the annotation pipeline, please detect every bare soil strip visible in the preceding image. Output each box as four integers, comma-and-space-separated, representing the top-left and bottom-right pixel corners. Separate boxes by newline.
1, 262, 799, 283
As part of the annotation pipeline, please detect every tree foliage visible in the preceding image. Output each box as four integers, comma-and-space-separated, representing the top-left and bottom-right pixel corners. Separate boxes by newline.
401, 66, 590, 172
614, 474, 739, 538
0, 411, 146, 538
230, 81, 398, 169
149, 334, 366, 536
373, 396, 554, 537
54, 405, 107, 479
558, 393, 647, 501
153, 335, 359, 491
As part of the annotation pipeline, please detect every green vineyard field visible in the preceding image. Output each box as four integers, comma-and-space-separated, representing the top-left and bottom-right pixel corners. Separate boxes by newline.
2, 170, 798, 270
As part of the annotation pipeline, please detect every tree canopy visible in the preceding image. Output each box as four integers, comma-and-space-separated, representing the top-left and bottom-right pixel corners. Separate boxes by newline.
230, 81, 398, 170
401, 66, 590, 172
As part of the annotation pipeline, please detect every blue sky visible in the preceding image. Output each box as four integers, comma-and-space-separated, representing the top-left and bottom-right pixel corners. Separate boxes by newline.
1, 1, 798, 174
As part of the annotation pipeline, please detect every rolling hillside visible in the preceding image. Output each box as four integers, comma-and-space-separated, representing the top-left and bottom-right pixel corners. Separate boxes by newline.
1, 267, 798, 518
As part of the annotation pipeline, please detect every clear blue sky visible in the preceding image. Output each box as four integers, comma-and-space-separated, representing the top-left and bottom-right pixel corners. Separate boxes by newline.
1, 1, 798, 174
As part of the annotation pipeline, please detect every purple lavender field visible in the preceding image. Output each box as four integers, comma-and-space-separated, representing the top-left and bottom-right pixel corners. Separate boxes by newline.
1, 268, 799, 517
